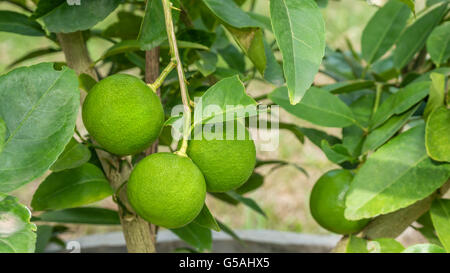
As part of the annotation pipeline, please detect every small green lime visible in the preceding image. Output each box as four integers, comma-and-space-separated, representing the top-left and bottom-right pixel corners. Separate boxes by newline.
127, 152, 206, 228
187, 122, 256, 192
310, 169, 369, 234
82, 74, 164, 156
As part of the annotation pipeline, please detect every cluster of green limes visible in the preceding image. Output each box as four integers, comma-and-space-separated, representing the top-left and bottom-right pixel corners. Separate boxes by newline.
82, 74, 256, 229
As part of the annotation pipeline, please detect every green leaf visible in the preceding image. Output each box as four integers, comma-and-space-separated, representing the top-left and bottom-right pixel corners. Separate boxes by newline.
402, 243, 446, 253
41, 0, 121, 33
321, 140, 354, 165
426, 107, 450, 162
50, 138, 91, 172
430, 199, 450, 252
193, 75, 257, 126
235, 172, 264, 195
193, 204, 220, 232
0, 117, 5, 155
270, 0, 325, 104
361, 0, 411, 64
227, 191, 266, 217
278, 122, 305, 143
201, 0, 266, 74
298, 127, 341, 148
368, 238, 405, 253
171, 222, 212, 251
393, 2, 447, 70
345, 124, 450, 220
269, 86, 357, 128
362, 104, 419, 153
398, 0, 415, 15
216, 219, 242, 243
218, 44, 246, 73
138, 0, 179, 50
0, 10, 45, 36
322, 80, 375, 95
370, 82, 430, 129
424, 73, 446, 120
255, 159, 307, 176
78, 73, 97, 93
0, 194, 36, 253
7, 48, 60, 69
263, 39, 284, 86
31, 0, 65, 19
416, 212, 443, 246
195, 51, 218, 77
34, 208, 120, 225
0, 63, 79, 193
345, 235, 368, 253
426, 21, 450, 66
35, 225, 53, 253
103, 11, 142, 40
31, 163, 112, 211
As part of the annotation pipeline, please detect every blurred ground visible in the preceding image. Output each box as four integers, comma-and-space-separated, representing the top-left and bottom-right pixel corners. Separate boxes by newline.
1, 0, 430, 247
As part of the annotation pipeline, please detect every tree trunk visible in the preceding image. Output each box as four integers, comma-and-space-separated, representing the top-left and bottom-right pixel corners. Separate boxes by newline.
57, 31, 156, 253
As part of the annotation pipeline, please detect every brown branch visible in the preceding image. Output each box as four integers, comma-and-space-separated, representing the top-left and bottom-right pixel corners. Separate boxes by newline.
57, 31, 156, 253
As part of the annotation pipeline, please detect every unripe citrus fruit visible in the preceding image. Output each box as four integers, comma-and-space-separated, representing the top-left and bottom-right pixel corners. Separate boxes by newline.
82, 74, 164, 156
310, 169, 369, 234
187, 122, 256, 192
127, 152, 206, 228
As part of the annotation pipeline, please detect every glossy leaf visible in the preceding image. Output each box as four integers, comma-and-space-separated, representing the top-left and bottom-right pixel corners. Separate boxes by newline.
0, 63, 79, 193
0, 194, 36, 253
235, 173, 264, 195
398, 0, 415, 15
361, 0, 410, 64
193, 76, 257, 126
41, 0, 121, 33
193, 205, 220, 232
34, 208, 120, 225
368, 238, 405, 253
321, 140, 354, 164
216, 219, 242, 242
171, 222, 212, 251
35, 225, 53, 253
362, 104, 419, 153
227, 191, 266, 217
426, 21, 450, 66
0, 10, 45, 36
370, 82, 430, 129
345, 124, 450, 220
218, 44, 246, 73
202, 0, 266, 74
31, 163, 112, 211
402, 243, 446, 253
424, 73, 446, 120
393, 2, 447, 69
263, 39, 284, 86
50, 138, 91, 172
138, 0, 179, 50
430, 198, 450, 252
345, 235, 368, 253
270, 0, 325, 104
7, 48, 60, 69
426, 107, 450, 162
269, 86, 357, 128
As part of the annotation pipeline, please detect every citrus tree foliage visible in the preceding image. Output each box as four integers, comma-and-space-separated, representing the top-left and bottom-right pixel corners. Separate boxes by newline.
0, 0, 449, 254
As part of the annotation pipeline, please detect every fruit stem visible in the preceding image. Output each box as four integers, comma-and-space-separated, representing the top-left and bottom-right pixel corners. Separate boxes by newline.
162, 0, 191, 156
147, 60, 176, 92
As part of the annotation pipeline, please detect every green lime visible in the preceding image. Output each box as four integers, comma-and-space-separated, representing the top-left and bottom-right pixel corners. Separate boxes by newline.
127, 152, 206, 228
187, 122, 256, 192
82, 74, 164, 156
310, 169, 369, 234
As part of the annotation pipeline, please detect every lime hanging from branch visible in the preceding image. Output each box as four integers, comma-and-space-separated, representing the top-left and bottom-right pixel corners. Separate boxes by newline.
82, 74, 164, 156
